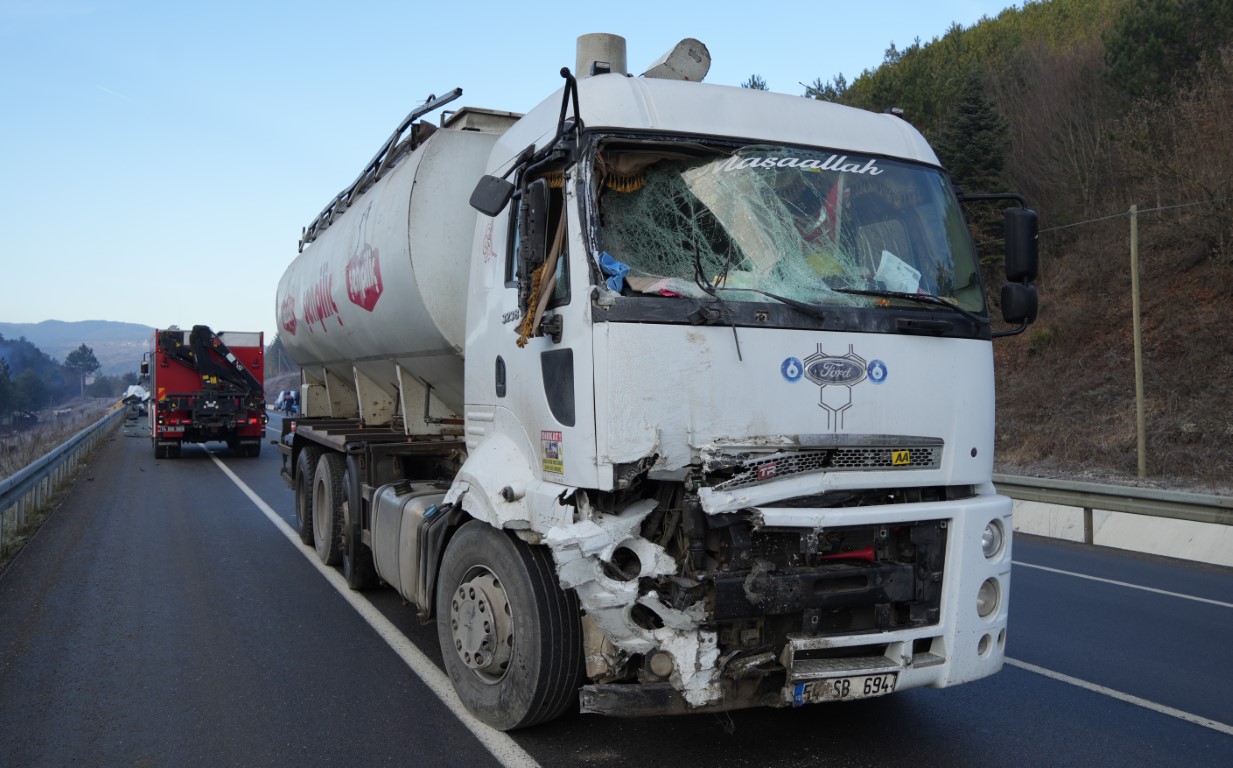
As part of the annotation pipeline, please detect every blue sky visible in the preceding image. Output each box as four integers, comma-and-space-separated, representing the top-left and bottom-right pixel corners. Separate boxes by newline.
0, 0, 1018, 342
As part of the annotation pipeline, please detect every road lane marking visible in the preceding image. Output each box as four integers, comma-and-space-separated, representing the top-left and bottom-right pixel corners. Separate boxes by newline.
1013, 560, 1233, 609
209, 454, 541, 768
1005, 658, 1233, 736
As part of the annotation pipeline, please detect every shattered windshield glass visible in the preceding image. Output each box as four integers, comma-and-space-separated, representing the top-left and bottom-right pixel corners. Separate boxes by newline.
593, 143, 986, 314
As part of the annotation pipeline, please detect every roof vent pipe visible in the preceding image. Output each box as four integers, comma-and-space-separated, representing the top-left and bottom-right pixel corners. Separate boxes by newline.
576, 33, 627, 77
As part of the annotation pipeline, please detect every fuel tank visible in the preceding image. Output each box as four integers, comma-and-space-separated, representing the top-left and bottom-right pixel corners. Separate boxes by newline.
276, 110, 516, 417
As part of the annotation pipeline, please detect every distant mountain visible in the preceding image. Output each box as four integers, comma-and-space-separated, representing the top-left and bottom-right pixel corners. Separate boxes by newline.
0, 320, 154, 377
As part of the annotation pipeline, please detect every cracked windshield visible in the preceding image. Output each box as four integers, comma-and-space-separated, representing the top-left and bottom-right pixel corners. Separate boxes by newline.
595, 144, 986, 313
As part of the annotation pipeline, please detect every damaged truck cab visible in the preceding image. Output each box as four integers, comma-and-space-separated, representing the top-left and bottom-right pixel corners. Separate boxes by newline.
277, 35, 1038, 730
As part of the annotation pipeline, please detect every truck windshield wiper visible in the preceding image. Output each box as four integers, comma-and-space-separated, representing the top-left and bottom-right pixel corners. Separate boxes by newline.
834, 288, 989, 325
689, 240, 826, 324
715, 287, 828, 322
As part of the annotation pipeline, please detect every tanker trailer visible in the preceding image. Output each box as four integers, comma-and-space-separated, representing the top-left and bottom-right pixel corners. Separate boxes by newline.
276, 92, 515, 566
277, 35, 1038, 730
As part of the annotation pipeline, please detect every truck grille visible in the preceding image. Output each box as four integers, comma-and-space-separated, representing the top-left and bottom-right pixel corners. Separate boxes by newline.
710, 442, 942, 492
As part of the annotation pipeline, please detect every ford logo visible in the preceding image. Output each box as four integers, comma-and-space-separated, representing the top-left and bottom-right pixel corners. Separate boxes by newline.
805, 357, 866, 386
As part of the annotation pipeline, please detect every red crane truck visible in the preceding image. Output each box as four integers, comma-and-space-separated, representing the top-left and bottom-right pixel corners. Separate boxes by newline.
143, 326, 267, 459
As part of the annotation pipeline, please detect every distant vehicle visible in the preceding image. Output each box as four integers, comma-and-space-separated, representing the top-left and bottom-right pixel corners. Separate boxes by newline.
122, 385, 149, 417
142, 325, 267, 459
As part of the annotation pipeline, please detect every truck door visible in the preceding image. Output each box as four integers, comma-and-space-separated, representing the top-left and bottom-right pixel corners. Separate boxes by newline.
468, 171, 599, 491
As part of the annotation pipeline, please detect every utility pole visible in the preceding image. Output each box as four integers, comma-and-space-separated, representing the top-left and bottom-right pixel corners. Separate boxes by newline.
1130, 204, 1147, 478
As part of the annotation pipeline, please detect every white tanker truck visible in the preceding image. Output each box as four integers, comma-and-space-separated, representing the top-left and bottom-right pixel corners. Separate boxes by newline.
275, 34, 1038, 730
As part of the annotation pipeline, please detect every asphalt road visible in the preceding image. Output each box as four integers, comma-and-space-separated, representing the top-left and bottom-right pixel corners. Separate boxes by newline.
2, 414, 1230, 767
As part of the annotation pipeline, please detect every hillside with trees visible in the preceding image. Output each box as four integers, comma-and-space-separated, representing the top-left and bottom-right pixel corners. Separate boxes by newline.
0, 335, 138, 423
799, 0, 1233, 489
0, 320, 152, 377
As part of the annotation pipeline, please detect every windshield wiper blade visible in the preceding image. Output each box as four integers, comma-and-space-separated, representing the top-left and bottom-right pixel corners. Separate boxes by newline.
716, 287, 828, 322
834, 288, 989, 325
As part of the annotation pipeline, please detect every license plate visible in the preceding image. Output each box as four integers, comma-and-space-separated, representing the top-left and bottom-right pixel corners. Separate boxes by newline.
790, 673, 897, 706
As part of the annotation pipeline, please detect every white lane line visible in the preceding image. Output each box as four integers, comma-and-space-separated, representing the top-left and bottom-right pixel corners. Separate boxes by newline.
1005, 658, 1233, 737
1012, 561, 1233, 609
210, 454, 541, 768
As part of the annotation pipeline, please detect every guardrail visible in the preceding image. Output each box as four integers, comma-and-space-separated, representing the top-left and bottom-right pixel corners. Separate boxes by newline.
993, 473, 1233, 544
0, 408, 124, 558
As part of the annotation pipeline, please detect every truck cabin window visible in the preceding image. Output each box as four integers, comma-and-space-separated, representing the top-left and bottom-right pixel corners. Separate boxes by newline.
593, 143, 985, 314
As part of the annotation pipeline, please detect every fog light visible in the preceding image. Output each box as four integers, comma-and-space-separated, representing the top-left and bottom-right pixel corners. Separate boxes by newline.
981, 520, 1004, 559
977, 634, 992, 656
976, 578, 1000, 618
649, 650, 674, 678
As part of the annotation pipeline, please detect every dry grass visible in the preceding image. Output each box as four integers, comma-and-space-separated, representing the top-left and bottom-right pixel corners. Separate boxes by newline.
0, 400, 115, 481
993, 217, 1233, 495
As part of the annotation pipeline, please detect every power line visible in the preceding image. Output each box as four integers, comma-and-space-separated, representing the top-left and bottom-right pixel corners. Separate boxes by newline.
975, 196, 1232, 247
1039, 197, 1232, 235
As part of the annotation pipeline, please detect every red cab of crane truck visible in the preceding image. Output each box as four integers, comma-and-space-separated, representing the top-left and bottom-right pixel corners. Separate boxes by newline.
141, 326, 267, 459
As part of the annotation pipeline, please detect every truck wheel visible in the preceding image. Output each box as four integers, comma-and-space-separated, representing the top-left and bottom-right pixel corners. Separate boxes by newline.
154, 440, 165, 460
169, 440, 182, 459
435, 522, 583, 730
313, 453, 346, 566
247, 441, 262, 458
341, 463, 378, 590
294, 447, 323, 546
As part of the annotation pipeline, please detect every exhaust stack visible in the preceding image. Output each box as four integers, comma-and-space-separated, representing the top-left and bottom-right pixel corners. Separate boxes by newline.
576, 33, 628, 77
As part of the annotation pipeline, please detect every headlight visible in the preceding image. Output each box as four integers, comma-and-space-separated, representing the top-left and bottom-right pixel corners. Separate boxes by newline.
977, 578, 1000, 618
981, 520, 1004, 559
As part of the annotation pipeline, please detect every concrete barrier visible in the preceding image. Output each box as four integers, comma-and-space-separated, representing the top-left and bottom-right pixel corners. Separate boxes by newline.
1012, 499, 1233, 568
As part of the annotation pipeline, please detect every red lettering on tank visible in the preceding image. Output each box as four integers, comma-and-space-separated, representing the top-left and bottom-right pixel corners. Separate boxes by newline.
280, 293, 298, 336
303, 265, 343, 333
346, 243, 383, 312
346, 205, 384, 312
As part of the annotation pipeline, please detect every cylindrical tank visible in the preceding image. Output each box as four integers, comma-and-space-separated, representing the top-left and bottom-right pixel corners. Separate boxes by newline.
276, 118, 508, 416
576, 33, 627, 77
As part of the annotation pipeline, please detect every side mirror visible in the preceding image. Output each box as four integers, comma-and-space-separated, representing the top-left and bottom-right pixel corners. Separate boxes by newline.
1004, 207, 1039, 283
1001, 283, 1038, 325
470, 175, 515, 217
140, 360, 149, 376
518, 178, 550, 283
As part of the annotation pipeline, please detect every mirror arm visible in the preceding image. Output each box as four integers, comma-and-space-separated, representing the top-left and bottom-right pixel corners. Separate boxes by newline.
991, 321, 1029, 339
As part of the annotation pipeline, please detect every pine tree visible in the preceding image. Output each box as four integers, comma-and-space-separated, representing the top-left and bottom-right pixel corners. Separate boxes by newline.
64, 344, 101, 399
1104, 0, 1195, 102
0, 359, 13, 418
935, 73, 1010, 195
741, 74, 768, 91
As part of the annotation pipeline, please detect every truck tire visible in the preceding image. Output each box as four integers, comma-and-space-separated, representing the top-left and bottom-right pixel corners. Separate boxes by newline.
341, 462, 379, 590
247, 441, 262, 458
154, 440, 165, 460
435, 521, 583, 730
294, 446, 323, 546
313, 453, 346, 566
